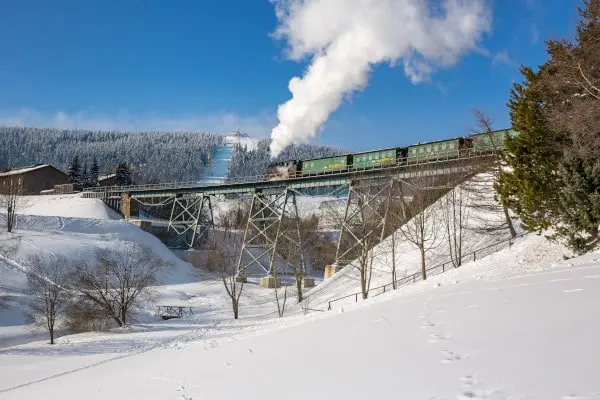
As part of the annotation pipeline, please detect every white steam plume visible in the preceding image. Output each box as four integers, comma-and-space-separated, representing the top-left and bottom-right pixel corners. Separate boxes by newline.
269, 0, 491, 158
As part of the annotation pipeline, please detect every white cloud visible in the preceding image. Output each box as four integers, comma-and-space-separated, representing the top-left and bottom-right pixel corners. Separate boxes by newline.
0, 108, 276, 138
268, 0, 492, 157
492, 50, 517, 68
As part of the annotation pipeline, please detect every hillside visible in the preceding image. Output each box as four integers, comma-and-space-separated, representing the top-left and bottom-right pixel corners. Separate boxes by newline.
0, 126, 346, 184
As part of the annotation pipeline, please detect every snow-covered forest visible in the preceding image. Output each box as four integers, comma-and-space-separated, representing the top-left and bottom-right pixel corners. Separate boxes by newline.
0, 126, 346, 183
0, 126, 223, 183
227, 138, 346, 179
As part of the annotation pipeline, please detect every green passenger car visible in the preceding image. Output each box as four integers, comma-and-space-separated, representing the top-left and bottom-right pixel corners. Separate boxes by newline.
471, 128, 519, 151
406, 137, 470, 163
300, 155, 349, 175
351, 148, 401, 169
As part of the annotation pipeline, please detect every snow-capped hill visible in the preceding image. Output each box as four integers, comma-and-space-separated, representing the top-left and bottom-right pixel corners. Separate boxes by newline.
223, 131, 260, 151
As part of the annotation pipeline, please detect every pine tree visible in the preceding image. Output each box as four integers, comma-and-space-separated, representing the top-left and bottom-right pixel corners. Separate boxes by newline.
89, 158, 99, 186
115, 162, 132, 186
81, 162, 90, 188
497, 65, 560, 234
497, 0, 600, 253
67, 156, 81, 185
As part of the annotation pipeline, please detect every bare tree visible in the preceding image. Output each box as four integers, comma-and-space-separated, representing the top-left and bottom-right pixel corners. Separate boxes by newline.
74, 245, 171, 327
397, 180, 445, 281
210, 216, 244, 319
272, 274, 289, 318
381, 182, 409, 289
331, 182, 391, 299
276, 215, 320, 303
0, 177, 23, 233
442, 174, 473, 268
470, 108, 517, 238
25, 254, 74, 344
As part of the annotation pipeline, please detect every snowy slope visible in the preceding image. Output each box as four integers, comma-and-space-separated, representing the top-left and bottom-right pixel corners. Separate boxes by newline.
0, 247, 598, 399
0, 214, 201, 347
17, 194, 120, 220
303, 172, 573, 308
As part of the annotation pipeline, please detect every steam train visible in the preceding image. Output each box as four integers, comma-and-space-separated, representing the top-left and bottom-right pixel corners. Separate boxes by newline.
264, 128, 517, 181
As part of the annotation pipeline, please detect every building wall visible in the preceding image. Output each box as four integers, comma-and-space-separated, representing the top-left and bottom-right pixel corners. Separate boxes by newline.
10, 167, 67, 195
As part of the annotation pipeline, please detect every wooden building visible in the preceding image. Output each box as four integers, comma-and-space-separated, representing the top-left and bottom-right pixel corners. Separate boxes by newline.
98, 173, 117, 187
0, 164, 68, 195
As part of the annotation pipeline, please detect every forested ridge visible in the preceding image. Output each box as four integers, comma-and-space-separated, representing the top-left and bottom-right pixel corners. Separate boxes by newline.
0, 126, 346, 183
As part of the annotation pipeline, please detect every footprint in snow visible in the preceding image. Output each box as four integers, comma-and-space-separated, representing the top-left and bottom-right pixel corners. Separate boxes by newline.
428, 333, 449, 343
421, 321, 436, 329
441, 349, 466, 363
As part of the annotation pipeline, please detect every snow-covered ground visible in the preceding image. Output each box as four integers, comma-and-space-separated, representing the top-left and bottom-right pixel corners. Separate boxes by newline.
1, 172, 598, 398
17, 194, 121, 220
0, 238, 598, 399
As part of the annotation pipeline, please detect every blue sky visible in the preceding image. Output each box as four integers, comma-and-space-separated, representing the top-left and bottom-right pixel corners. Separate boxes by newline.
0, 0, 580, 152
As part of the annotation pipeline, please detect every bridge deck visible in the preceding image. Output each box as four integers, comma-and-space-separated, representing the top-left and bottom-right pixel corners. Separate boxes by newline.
82, 149, 496, 198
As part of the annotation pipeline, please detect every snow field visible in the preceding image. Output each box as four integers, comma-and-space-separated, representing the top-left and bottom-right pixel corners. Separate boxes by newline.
1, 170, 598, 398
1, 252, 599, 399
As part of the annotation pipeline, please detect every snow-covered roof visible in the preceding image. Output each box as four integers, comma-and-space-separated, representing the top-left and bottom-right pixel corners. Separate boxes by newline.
99, 173, 117, 180
0, 164, 52, 177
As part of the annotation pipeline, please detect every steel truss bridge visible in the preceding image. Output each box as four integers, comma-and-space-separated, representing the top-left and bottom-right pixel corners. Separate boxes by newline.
82, 149, 497, 279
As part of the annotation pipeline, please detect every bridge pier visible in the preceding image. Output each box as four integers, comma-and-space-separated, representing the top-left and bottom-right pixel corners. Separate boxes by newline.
167, 194, 215, 249
333, 178, 395, 273
121, 193, 131, 219
236, 187, 305, 281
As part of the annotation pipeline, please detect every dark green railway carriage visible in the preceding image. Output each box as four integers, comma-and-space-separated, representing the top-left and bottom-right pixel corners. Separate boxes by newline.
406, 137, 471, 163
471, 128, 518, 151
300, 155, 350, 175
351, 147, 407, 169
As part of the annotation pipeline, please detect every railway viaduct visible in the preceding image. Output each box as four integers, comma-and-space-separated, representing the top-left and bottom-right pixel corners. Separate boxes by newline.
82, 149, 497, 286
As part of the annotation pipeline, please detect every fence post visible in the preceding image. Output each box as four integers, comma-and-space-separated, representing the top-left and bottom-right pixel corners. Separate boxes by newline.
413, 275, 416, 283
442, 263, 445, 272
355, 293, 358, 303
328, 302, 332, 311
383, 285, 386, 294
473, 251, 476, 262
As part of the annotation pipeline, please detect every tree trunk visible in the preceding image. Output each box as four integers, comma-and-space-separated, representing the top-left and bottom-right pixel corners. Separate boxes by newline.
502, 202, 517, 238
50, 326, 55, 345
420, 246, 426, 281
296, 278, 303, 303
232, 299, 239, 320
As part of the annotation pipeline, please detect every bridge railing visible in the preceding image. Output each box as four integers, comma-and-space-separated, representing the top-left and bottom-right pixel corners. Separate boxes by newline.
81, 146, 500, 195
325, 232, 528, 311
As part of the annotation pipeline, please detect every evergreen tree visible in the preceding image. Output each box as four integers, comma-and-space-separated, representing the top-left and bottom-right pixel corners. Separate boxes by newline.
67, 156, 81, 185
115, 162, 132, 186
89, 158, 99, 186
498, 0, 600, 253
498, 65, 560, 234
81, 162, 90, 188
